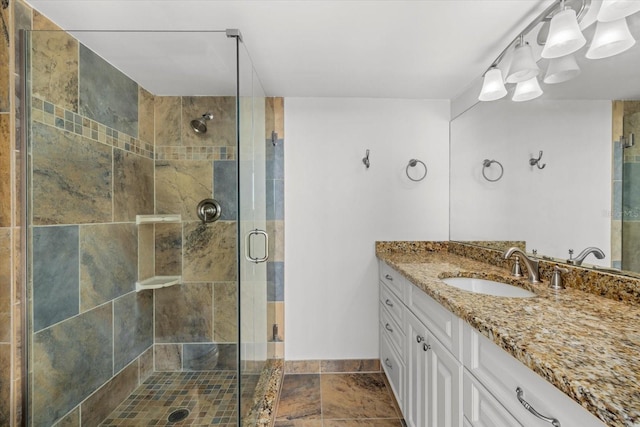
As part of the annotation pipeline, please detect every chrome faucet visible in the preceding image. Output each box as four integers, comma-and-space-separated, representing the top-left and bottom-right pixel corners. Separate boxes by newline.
504, 247, 541, 283
567, 247, 605, 266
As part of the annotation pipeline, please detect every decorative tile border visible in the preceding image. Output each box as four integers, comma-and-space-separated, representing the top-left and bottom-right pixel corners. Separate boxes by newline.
31, 96, 154, 159
155, 145, 235, 161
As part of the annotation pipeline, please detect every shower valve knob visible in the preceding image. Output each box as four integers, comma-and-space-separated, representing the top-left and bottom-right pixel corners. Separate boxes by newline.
197, 199, 222, 224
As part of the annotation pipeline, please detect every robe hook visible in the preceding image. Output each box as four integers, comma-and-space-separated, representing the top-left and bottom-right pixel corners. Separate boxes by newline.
529, 151, 546, 170
362, 149, 370, 169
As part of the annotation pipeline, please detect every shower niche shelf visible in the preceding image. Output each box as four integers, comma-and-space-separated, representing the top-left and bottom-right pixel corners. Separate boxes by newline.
136, 275, 182, 292
136, 213, 183, 292
136, 214, 182, 224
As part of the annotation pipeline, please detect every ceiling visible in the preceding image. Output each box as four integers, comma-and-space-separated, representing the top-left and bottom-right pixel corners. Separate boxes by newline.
23, 0, 640, 101
24, 0, 556, 99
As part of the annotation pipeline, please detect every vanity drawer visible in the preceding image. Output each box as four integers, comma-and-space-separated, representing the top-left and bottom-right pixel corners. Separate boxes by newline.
462, 323, 606, 427
379, 261, 406, 299
408, 284, 462, 359
463, 369, 522, 427
380, 329, 404, 409
380, 304, 404, 354
380, 282, 403, 327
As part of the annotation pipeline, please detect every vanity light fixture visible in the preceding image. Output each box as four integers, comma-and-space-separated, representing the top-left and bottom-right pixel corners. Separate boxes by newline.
477, 0, 640, 102
479, 66, 508, 101
506, 36, 540, 83
477, 0, 590, 102
586, 17, 636, 59
541, 4, 587, 58
597, 0, 640, 22
512, 76, 544, 102
544, 53, 581, 83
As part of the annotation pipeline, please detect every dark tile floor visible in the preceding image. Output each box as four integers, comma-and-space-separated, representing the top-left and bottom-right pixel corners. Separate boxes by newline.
101, 371, 258, 426
274, 369, 403, 427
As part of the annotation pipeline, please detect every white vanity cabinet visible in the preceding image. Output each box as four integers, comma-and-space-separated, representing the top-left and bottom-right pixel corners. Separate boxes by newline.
404, 309, 462, 427
378, 260, 606, 427
463, 324, 606, 427
379, 270, 406, 410
463, 369, 523, 427
379, 261, 462, 427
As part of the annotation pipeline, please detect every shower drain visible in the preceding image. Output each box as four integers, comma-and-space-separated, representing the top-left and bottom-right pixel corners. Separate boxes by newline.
168, 408, 190, 423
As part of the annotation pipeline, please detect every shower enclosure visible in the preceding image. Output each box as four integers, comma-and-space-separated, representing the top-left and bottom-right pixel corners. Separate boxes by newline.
621, 101, 640, 272
23, 28, 274, 425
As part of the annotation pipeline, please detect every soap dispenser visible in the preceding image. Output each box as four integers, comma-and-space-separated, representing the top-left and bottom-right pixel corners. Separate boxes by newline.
549, 265, 569, 290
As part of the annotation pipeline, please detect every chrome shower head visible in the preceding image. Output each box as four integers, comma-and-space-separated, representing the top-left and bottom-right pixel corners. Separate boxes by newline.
190, 112, 213, 134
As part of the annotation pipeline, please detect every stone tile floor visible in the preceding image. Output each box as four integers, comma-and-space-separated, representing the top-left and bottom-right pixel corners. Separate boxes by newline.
101, 371, 258, 426
273, 371, 404, 427
99, 361, 401, 427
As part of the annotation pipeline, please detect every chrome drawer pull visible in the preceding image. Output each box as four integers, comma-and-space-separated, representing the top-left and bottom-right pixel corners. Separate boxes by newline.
416, 335, 424, 343
516, 387, 561, 427
385, 274, 393, 281
385, 299, 394, 307
385, 323, 394, 333
423, 343, 431, 352
384, 358, 393, 368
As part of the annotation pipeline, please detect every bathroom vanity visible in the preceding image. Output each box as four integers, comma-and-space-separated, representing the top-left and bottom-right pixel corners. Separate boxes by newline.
377, 242, 640, 427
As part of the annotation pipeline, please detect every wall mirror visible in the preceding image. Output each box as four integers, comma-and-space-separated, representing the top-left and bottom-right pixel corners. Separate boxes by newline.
450, 9, 640, 275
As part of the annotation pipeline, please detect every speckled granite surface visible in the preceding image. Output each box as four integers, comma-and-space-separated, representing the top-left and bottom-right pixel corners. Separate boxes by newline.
246, 358, 283, 427
376, 241, 640, 427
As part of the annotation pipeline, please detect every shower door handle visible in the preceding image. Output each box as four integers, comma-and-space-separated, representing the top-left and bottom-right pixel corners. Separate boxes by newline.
245, 229, 269, 263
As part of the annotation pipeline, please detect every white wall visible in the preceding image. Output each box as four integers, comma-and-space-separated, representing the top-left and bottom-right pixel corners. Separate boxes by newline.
284, 98, 450, 360
450, 99, 612, 264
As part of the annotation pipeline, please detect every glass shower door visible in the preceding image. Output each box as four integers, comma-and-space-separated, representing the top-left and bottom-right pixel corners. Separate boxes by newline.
237, 40, 269, 424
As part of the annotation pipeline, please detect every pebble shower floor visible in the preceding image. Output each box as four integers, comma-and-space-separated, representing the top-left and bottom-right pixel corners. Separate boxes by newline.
101, 370, 259, 426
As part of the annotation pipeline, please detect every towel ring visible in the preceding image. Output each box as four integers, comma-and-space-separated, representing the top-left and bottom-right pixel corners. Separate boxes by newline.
482, 159, 503, 182
406, 159, 427, 182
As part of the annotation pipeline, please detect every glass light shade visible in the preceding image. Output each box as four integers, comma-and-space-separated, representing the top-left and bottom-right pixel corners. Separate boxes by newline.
505, 42, 539, 83
512, 77, 543, 102
541, 8, 587, 58
479, 67, 507, 101
597, 0, 640, 22
586, 18, 636, 59
543, 54, 581, 84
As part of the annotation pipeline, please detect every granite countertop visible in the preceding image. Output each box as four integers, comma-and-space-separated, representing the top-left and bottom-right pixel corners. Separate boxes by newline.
377, 249, 640, 427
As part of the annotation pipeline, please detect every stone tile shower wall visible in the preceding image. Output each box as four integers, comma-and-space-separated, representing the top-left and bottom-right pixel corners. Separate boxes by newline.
1, 1, 33, 424
266, 98, 285, 359
152, 95, 239, 372
27, 15, 156, 426
612, 101, 623, 269
619, 101, 640, 272
0, 0, 14, 425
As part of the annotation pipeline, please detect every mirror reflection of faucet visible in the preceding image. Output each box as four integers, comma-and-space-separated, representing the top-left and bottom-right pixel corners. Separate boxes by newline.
566, 247, 605, 266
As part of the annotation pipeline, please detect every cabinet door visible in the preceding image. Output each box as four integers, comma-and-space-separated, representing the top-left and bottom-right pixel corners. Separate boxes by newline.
380, 328, 404, 409
428, 333, 463, 427
404, 311, 429, 427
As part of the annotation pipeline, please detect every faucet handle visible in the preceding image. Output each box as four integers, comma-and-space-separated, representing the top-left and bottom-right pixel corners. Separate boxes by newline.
568, 249, 574, 259
550, 265, 569, 290
511, 256, 523, 277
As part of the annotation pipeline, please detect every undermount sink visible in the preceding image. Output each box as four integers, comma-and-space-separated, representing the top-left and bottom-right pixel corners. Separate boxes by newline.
440, 277, 536, 298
